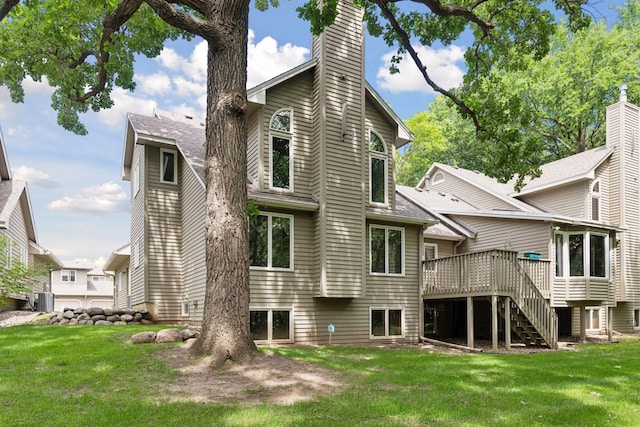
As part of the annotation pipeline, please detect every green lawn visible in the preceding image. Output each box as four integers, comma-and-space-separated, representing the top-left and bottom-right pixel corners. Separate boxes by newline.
1, 325, 639, 426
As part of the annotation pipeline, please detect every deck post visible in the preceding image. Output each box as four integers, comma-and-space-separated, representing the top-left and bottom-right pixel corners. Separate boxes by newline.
467, 296, 474, 348
491, 295, 498, 350
504, 296, 511, 350
579, 306, 587, 343
607, 306, 613, 342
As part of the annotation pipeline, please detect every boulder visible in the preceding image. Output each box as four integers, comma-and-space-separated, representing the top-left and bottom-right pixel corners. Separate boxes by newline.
140, 310, 153, 321
91, 315, 106, 322
113, 321, 128, 326
114, 308, 125, 316
120, 314, 134, 323
104, 307, 115, 316
68, 318, 79, 325
133, 313, 142, 322
140, 319, 153, 325
131, 331, 156, 344
87, 307, 105, 316
155, 328, 183, 343
123, 309, 136, 316
59, 318, 70, 325
77, 313, 90, 321
94, 320, 113, 326
63, 311, 75, 320
106, 314, 121, 322
83, 320, 94, 326
181, 328, 199, 341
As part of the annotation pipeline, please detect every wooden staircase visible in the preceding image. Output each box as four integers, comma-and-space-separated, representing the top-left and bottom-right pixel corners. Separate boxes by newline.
497, 298, 548, 347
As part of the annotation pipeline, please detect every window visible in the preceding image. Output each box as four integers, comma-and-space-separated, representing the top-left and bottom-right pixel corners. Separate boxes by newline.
370, 225, 404, 275
555, 231, 609, 278
118, 272, 125, 292
133, 159, 140, 196
249, 213, 293, 270
181, 300, 189, 317
369, 131, 387, 205
432, 172, 445, 185
585, 308, 601, 330
424, 306, 437, 334
133, 239, 140, 268
424, 243, 438, 271
20, 247, 28, 267
269, 109, 293, 191
591, 181, 601, 221
61, 270, 76, 283
250, 308, 293, 342
370, 308, 404, 338
634, 309, 640, 329
160, 149, 177, 184
91, 276, 107, 282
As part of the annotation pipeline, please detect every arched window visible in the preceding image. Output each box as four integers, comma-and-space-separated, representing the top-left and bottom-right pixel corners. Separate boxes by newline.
591, 180, 601, 221
369, 130, 387, 205
269, 109, 293, 191
432, 172, 445, 185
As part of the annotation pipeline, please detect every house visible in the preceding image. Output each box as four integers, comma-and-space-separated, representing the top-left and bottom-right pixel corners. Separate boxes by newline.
103, 243, 130, 309
114, 0, 436, 345
0, 126, 62, 311
398, 87, 640, 349
50, 266, 114, 311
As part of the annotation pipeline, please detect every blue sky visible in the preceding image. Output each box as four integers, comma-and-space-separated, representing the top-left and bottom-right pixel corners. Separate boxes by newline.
0, 1, 624, 268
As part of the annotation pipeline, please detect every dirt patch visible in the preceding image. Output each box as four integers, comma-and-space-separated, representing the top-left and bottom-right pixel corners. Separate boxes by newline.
157, 345, 344, 406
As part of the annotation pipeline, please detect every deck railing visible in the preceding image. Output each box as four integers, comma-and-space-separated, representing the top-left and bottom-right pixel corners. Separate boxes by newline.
518, 258, 551, 299
423, 249, 557, 348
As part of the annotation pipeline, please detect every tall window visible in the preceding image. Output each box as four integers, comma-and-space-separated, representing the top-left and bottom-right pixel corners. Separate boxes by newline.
370, 225, 404, 275
250, 308, 293, 342
369, 131, 387, 205
585, 308, 601, 330
424, 243, 438, 272
591, 181, 601, 221
133, 159, 140, 196
249, 212, 293, 270
269, 109, 293, 191
160, 149, 177, 184
61, 270, 76, 282
634, 309, 640, 329
370, 308, 404, 338
555, 231, 609, 278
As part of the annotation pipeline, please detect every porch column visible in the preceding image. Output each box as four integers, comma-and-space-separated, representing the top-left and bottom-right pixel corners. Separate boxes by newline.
607, 306, 613, 342
467, 296, 474, 348
491, 295, 498, 350
504, 296, 511, 350
579, 306, 587, 343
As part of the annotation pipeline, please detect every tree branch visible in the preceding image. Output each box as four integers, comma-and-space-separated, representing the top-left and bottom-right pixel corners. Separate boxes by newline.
0, 0, 19, 22
144, 0, 220, 41
373, 0, 486, 131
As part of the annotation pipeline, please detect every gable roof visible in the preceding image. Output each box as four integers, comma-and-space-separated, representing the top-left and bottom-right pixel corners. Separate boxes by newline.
420, 163, 542, 213
514, 145, 613, 196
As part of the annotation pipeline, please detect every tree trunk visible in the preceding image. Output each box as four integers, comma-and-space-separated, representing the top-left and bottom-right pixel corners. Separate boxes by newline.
189, 0, 256, 366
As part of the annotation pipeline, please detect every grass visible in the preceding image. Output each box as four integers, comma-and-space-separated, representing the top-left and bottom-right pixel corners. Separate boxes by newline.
1, 325, 640, 426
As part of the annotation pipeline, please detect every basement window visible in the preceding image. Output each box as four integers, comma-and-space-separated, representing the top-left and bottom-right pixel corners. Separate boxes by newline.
250, 308, 293, 343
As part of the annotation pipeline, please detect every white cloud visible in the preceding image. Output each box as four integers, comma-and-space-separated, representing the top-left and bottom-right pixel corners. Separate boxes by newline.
96, 87, 158, 126
247, 30, 310, 87
72, 256, 107, 270
136, 72, 172, 96
157, 47, 183, 71
376, 45, 465, 94
47, 181, 128, 215
13, 165, 59, 188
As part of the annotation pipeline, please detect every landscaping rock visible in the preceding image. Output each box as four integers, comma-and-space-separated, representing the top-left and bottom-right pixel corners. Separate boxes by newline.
63, 311, 75, 320
155, 328, 183, 343
106, 314, 121, 322
87, 307, 105, 316
133, 313, 142, 321
181, 328, 199, 341
131, 331, 156, 344
68, 318, 79, 325
120, 314, 134, 322
94, 320, 113, 326
113, 321, 128, 326
91, 315, 106, 321
77, 313, 90, 321
59, 318, 69, 325
140, 319, 153, 325
104, 308, 115, 316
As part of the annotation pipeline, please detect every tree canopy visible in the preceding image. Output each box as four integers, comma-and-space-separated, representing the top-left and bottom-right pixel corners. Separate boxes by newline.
398, 1, 640, 187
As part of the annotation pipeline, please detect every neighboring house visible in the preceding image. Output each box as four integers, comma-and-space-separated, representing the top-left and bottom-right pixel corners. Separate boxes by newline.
51, 266, 114, 311
115, 1, 436, 345
0, 126, 61, 311
398, 88, 640, 349
103, 243, 131, 309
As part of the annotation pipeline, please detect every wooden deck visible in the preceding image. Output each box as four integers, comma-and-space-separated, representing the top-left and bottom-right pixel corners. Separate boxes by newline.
423, 249, 557, 349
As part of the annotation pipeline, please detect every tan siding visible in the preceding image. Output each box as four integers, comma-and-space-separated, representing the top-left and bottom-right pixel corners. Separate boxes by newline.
130, 144, 146, 306
365, 101, 396, 210
430, 170, 515, 210
521, 181, 588, 217
145, 146, 183, 321
424, 238, 456, 258
455, 215, 552, 258
247, 109, 261, 185
181, 162, 206, 323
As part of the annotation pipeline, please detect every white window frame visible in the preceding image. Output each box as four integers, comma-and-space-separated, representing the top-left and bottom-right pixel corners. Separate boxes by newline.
369, 224, 405, 276
250, 307, 294, 343
591, 180, 601, 221
585, 307, 602, 331
160, 148, 178, 184
20, 246, 28, 267
369, 307, 405, 339
61, 269, 76, 283
432, 171, 445, 185
133, 158, 140, 196
249, 212, 294, 271
268, 108, 294, 192
133, 239, 140, 269
554, 231, 609, 279
369, 130, 388, 206
181, 300, 190, 317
